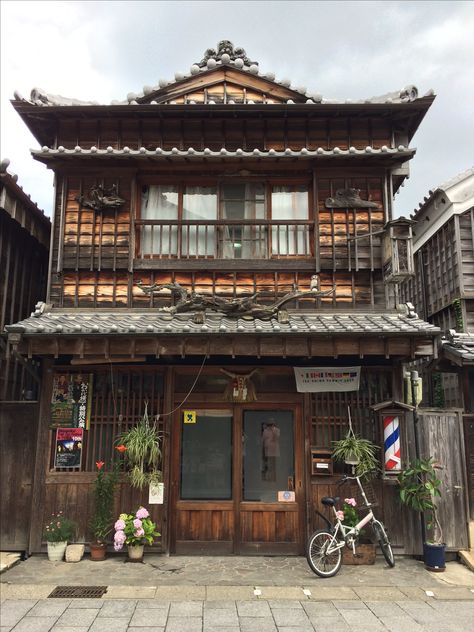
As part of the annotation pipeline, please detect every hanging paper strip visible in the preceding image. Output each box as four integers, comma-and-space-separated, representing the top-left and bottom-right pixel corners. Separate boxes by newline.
383, 415, 401, 471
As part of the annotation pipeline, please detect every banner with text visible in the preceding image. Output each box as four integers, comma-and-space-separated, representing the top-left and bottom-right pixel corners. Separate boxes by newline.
294, 367, 361, 392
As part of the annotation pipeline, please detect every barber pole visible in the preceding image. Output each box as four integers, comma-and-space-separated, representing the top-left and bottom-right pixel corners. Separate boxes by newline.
383, 415, 401, 471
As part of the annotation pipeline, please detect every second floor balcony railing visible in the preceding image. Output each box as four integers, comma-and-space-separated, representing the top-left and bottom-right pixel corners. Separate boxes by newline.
135, 219, 313, 260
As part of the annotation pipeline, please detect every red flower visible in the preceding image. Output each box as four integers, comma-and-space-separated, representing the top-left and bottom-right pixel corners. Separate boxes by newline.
116, 444, 127, 453
96, 461, 105, 470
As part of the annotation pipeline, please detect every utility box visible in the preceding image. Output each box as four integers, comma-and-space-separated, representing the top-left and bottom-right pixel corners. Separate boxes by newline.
382, 217, 415, 283
311, 448, 333, 476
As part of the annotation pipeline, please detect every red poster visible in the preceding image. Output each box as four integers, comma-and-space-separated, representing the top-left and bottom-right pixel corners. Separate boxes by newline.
54, 428, 84, 469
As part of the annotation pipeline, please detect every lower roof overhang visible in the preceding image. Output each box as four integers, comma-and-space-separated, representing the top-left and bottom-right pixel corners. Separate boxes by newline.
5, 310, 440, 362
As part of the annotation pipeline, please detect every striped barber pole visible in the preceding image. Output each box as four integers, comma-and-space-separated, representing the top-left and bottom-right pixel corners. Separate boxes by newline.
383, 415, 401, 471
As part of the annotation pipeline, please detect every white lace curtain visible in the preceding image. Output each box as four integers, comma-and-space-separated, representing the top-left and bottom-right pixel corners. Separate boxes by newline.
183, 187, 217, 256
271, 186, 309, 255
141, 186, 179, 255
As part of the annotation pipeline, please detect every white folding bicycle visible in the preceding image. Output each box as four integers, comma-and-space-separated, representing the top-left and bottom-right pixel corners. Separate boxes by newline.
306, 473, 395, 577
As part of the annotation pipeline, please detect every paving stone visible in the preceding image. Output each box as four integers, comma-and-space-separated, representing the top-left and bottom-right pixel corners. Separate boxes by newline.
311, 616, 351, 632
353, 586, 407, 601
397, 587, 431, 600
135, 601, 170, 610
431, 587, 474, 600
302, 601, 338, 616
103, 586, 155, 599
266, 599, 303, 609
129, 609, 168, 627
26, 602, 70, 617
378, 616, 424, 632
333, 600, 369, 610
128, 629, 165, 632
0, 626, 13, 632
237, 601, 272, 617
203, 600, 236, 609
307, 587, 358, 601
260, 587, 306, 600
276, 628, 314, 632
50, 628, 90, 632
56, 608, 99, 627
206, 586, 254, 601
365, 601, 405, 617
164, 617, 202, 632
97, 599, 136, 617
340, 609, 385, 627
10, 617, 58, 632
203, 627, 239, 632
0, 600, 38, 626
271, 608, 311, 627
1, 586, 53, 600
89, 618, 129, 632
168, 601, 203, 616
154, 586, 205, 601
239, 619, 277, 632
203, 608, 238, 626
59, 599, 104, 609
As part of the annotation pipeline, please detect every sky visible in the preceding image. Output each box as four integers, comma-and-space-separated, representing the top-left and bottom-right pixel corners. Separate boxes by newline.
1, 0, 473, 217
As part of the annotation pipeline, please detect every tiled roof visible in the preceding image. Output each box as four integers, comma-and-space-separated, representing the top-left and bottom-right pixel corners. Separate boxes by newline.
441, 332, 474, 363
410, 166, 474, 219
32, 145, 415, 162
5, 309, 440, 337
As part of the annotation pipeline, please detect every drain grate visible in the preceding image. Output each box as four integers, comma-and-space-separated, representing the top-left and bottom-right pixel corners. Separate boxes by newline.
48, 586, 108, 598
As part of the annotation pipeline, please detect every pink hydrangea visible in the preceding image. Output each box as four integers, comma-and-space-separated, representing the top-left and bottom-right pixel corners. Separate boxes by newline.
114, 519, 126, 531
113, 529, 126, 551
336, 510, 345, 521
135, 527, 145, 537
344, 498, 357, 507
133, 518, 142, 529
136, 507, 149, 519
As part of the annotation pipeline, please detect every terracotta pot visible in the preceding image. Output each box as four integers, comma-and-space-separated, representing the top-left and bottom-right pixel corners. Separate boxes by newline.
342, 542, 376, 565
90, 542, 107, 561
47, 541, 67, 562
127, 544, 144, 562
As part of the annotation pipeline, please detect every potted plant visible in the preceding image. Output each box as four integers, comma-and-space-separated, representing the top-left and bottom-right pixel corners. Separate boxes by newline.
116, 404, 162, 489
89, 460, 119, 561
113, 506, 160, 561
43, 512, 76, 561
336, 497, 376, 565
398, 457, 445, 571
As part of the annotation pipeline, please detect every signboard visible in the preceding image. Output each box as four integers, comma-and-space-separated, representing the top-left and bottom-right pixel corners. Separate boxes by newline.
51, 373, 93, 429
278, 491, 295, 502
54, 428, 84, 469
149, 482, 164, 505
294, 367, 361, 392
183, 410, 196, 424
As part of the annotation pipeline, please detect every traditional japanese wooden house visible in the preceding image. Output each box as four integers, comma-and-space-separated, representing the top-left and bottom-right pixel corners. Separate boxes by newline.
0, 159, 50, 550
402, 167, 474, 522
7, 42, 441, 556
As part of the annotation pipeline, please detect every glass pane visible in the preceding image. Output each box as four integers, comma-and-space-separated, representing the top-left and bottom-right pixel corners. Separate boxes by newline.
243, 410, 294, 502
220, 184, 266, 258
180, 410, 232, 500
182, 187, 217, 257
141, 185, 178, 255
271, 186, 309, 255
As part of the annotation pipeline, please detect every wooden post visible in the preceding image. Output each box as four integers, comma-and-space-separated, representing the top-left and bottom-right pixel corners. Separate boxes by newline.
161, 365, 174, 554
28, 357, 54, 554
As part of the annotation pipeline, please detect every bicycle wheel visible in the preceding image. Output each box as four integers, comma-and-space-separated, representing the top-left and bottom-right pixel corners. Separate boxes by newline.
372, 520, 395, 567
306, 529, 342, 577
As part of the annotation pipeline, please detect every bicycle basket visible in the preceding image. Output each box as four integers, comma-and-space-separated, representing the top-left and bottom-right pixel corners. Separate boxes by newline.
348, 481, 378, 508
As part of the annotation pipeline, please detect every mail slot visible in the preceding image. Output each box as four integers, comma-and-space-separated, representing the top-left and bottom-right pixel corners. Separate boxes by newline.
311, 448, 333, 476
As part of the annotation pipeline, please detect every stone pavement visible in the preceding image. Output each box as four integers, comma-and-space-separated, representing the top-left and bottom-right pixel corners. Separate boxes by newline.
1, 556, 473, 631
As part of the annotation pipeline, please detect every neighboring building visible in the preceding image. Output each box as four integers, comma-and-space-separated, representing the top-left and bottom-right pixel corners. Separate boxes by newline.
0, 159, 50, 551
402, 166, 474, 519
7, 42, 443, 555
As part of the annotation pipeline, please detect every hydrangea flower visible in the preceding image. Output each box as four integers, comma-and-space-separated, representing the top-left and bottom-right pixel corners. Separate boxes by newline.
114, 519, 126, 531
136, 507, 149, 519
344, 497, 357, 507
135, 527, 145, 537
336, 510, 345, 521
133, 518, 142, 529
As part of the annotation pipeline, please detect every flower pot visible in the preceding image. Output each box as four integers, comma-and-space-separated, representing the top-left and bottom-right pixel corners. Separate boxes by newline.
423, 542, 446, 572
342, 542, 376, 565
127, 544, 144, 562
47, 541, 67, 562
90, 542, 107, 561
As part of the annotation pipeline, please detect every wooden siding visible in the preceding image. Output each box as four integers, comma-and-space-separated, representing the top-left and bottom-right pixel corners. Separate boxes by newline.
56, 115, 392, 153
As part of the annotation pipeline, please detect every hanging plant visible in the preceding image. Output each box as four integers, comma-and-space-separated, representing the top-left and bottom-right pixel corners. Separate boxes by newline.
452, 298, 464, 332
332, 408, 380, 479
116, 404, 163, 489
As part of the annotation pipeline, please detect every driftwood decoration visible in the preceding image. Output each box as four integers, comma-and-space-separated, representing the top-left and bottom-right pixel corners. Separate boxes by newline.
325, 188, 379, 209
136, 281, 335, 321
76, 185, 125, 212
221, 368, 258, 402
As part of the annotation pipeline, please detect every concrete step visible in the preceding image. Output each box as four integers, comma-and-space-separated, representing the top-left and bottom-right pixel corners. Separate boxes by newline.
458, 548, 474, 572
469, 521, 474, 548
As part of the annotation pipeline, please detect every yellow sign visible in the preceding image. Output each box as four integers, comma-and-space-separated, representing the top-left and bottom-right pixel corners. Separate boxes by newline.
183, 410, 196, 424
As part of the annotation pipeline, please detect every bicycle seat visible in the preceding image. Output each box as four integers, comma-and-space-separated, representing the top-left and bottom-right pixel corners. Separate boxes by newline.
321, 496, 340, 507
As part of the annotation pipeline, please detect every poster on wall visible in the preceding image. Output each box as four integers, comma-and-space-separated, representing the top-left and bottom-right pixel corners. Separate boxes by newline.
294, 367, 361, 392
54, 428, 84, 469
50, 373, 93, 429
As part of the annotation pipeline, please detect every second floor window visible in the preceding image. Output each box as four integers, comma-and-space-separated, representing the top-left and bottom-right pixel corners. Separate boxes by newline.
139, 183, 310, 259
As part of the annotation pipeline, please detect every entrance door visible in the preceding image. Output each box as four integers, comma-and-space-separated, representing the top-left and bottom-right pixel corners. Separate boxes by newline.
170, 405, 304, 554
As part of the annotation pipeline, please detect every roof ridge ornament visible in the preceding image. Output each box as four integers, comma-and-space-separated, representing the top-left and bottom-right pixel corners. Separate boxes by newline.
196, 40, 257, 68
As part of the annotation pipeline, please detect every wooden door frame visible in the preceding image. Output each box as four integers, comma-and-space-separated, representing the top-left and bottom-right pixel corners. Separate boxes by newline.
168, 399, 305, 554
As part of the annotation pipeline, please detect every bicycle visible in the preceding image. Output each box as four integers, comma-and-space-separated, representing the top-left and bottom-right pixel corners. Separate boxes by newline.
306, 473, 395, 577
